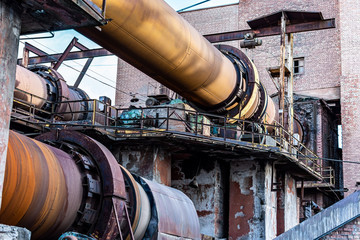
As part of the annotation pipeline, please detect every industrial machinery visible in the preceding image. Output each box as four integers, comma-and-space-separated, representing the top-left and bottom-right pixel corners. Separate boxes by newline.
78, 0, 277, 128
14, 65, 90, 121
1, 0, 309, 239
0, 130, 200, 240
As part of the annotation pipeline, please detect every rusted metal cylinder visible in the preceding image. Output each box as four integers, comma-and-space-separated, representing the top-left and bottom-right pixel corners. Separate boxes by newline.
0, 130, 83, 240
120, 166, 151, 240
14, 65, 48, 108
13, 65, 90, 121
139, 178, 201, 239
36, 130, 127, 240
0, 130, 201, 240
120, 167, 201, 239
0, 130, 128, 240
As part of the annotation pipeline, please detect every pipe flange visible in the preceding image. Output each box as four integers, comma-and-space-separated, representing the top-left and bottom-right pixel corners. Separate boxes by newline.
36, 130, 127, 239
28, 65, 70, 116
250, 82, 268, 122
57, 142, 102, 230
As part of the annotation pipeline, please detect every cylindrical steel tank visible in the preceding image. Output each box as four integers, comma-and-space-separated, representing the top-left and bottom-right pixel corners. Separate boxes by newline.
0, 131, 83, 240
0, 130, 200, 240
13, 65, 90, 121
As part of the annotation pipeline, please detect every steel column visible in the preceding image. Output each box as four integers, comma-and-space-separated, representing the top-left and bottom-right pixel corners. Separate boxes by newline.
0, 0, 21, 207
279, 13, 287, 143
287, 34, 294, 137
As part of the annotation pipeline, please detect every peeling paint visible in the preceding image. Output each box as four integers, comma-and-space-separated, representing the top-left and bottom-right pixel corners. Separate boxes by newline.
235, 211, 245, 218
0, 1, 21, 207
285, 173, 298, 231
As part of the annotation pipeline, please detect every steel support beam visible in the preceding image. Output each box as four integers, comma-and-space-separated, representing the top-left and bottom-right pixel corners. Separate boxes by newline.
18, 48, 113, 65
53, 37, 79, 70
204, 19, 335, 43
0, 0, 21, 207
18, 19, 334, 66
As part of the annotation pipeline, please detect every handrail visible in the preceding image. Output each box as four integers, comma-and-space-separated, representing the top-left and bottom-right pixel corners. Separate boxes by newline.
11, 96, 323, 178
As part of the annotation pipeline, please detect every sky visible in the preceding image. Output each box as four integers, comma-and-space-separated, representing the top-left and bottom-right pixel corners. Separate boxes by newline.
18, 0, 238, 104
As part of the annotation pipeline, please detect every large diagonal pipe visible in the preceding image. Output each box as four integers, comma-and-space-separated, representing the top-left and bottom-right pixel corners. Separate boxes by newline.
77, 0, 276, 125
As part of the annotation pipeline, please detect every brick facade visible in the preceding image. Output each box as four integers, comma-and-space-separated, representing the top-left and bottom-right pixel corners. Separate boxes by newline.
322, 217, 360, 240
338, 0, 360, 195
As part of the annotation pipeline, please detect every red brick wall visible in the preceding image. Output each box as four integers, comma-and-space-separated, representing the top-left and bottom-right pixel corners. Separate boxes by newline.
322, 217, 360, 239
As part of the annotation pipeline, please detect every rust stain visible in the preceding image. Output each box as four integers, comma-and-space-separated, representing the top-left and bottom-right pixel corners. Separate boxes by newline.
287, 177, 295, 195
154, 148, 171, 186
229, 178, 254, 238
197, 210, 213, 217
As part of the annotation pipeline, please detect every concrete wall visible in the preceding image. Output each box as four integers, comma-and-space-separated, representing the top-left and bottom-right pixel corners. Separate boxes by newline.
113, 145, 171, 186
0, 224, 31, 240
284, 173, 298, 231
172, 157, 228, 238
114, 144, 301, 239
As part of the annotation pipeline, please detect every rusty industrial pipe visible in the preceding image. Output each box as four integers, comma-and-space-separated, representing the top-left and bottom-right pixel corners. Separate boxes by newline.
14, 65, 90, 121
77, 0, 276, 126
0, 130, 83, 240
0, 130, 200, 240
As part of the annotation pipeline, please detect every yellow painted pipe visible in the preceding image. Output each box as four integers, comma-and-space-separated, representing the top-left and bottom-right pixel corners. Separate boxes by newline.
78, 0, 237, 109
78, 0, 276, 126
0, 131, 83, 240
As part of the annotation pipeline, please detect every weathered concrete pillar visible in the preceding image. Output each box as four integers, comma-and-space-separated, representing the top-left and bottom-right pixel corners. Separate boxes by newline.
0, 0, 21, 207
284, 173, 298, 231
229, 161, 288, 240
276, 172, 299, 236
228, 160, 273, 240
172, 158, 229, 239
276, 173, 285, 236
116, 145, 171, 186
264, 163, 277, 240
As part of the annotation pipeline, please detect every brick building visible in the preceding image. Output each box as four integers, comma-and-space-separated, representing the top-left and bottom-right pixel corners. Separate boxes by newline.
115, 0, 360, 238
116, 0, 360, 194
